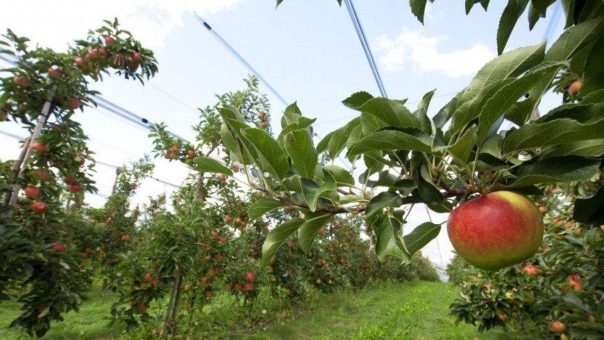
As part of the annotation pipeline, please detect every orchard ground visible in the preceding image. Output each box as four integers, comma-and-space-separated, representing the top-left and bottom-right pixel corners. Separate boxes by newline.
0, 281, 511, 339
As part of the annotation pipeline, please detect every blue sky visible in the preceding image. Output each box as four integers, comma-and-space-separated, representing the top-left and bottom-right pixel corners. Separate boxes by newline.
0, 0, 564, 272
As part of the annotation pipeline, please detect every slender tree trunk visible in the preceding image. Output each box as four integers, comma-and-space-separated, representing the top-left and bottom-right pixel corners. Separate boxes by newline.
162, 267, 183, 338
2, 91, 55, 216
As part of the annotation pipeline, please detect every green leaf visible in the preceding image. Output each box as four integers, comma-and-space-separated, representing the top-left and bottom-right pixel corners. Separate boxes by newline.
460, 43, 545, 104
502, 117, 604, 153
476, 63, 563, 143
317, 118, 360, 159
248, 198, 284, 221
410, 0, 428, 24
284, 129, 318, 179
299, 178, 322, 212
583, 36, 604, 95
531, 0, 556, 16
448, 126, 477, 163
403, 222, 441, 255
347, 130, 433, 158
527, 5, 542, 30
415, 89, 436, 133
298, 213, 332, 252
494, 156, 600, 189
261, 218, 304, 266
242, 128, 289, 178
573, 187, 604, 226
414, 171, 452, 213
358, 98, 422, 130
394, 179, 418, 195
193, 157, 232, 175
322, 165, 355, 186
538, 103, 604, 123
373, 215, 410, 260
220, 123, 249, 164
452, 44, 545, 132
366, 192, 403, 218
582, 89, 604, 104
277, 116, 317, 145
342, 91, 373, 110
281, 102, 303, 128
545, 16, 604, 62
465, 0, 490, 13
540, 139, 604, 158
497, 0, 529, 55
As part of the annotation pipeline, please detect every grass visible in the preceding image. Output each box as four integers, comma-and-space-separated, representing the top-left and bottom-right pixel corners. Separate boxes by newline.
0, 289, 127, 340
0, 281, 510, 339
240, 281, 508, 340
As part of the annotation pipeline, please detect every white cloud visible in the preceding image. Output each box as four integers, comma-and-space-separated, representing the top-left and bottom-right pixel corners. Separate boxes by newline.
0, 0, 244, 50
375, 29, 495, 79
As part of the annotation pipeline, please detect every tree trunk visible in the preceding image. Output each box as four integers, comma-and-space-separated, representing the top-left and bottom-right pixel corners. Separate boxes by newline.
2, 91, 55, 215
162, 267, 183, 338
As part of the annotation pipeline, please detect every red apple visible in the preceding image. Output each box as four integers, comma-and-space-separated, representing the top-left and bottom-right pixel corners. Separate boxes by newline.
245, 272, 256, 281
550, 320, 566, 333
51, 243, 66, 252
219, 174, 227, 182
131, 52, 142, 63
224, 215, 233, 223
522, 264, 539, 276
261, 120, 270, 127
97, 47, 108, 59
47, 67, 63, 78
31, 201, 48, 213
68, 97, 81, 109
139, 303, 148, 314
69, 184, 83, 193
186, 149, 196, 158
13, 75, 29, 86
447, 191, 544, 271
126, 56, 139, 72
568, 79, 583, 96
567, 273, 582, 291
35, 168, 51, 181
63, 176, 77, 185
31, 141, 48, 154
258, 112, 265, 119
24, 186, 41, 199
143, 273, 153, 282
86, 48, 98, 60
74, 56, 86, 68
74, 154, 85, 166
243, 283, 254, 291
104, 35, 116, 46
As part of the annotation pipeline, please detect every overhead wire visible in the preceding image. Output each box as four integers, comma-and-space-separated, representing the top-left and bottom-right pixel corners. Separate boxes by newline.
343, 0, 387, 97
192, 12, 289, 107
0, 130, 181, 189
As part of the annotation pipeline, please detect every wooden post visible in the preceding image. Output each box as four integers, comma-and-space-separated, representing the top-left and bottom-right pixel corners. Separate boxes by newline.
162, 267, 183, 338
2, 91, 55, 216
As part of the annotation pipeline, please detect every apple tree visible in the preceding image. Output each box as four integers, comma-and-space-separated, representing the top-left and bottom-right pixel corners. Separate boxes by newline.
0, 19, 157, 336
